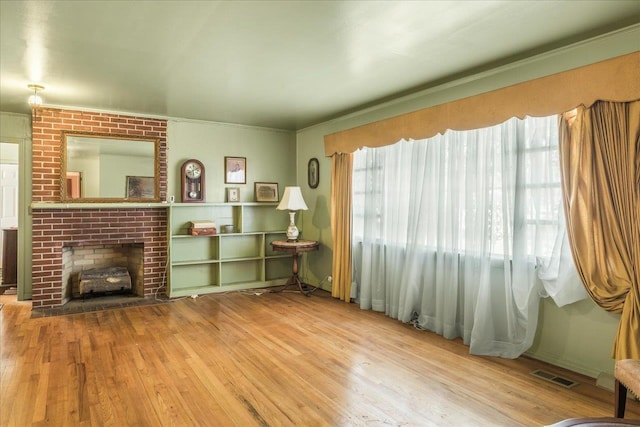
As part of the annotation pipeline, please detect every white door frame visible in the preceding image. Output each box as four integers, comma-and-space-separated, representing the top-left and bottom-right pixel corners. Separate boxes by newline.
1, 112, 32, 301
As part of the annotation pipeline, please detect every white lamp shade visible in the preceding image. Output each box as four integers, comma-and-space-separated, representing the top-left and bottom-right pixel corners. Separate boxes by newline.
276, 186, 308, 211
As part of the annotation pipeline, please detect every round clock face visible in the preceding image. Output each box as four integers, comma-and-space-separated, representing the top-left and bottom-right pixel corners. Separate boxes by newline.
185, 162, 202, 179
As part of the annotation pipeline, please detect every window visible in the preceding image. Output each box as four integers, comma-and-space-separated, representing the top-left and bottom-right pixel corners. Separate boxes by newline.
352, 115, 562, 259
350, 114, 578, 357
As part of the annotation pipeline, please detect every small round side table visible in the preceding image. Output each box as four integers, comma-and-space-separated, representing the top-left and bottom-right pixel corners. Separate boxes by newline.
270, 239, 319, 296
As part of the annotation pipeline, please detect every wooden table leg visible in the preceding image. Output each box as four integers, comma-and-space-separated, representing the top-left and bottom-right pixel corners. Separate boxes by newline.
615, 379, 627, 418
274, 253, 317, 296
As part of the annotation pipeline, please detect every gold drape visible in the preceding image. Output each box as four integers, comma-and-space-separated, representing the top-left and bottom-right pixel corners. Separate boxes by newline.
330, 152, 353, 302
559, 100, 640, 360
325, 52, 640, 156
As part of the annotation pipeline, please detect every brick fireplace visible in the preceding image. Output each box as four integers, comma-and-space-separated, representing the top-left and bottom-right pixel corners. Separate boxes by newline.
31, 208, 167, 308
30, 107, 168, 309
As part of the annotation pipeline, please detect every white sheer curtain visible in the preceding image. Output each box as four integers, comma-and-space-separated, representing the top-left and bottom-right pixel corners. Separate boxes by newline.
351, 115, 586, 358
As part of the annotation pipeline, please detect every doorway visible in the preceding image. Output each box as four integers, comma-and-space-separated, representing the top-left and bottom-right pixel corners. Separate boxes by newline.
1, 142, 19, 294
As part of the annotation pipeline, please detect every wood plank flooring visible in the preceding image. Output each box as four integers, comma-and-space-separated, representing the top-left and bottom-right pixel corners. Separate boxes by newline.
1, 290, 639, 426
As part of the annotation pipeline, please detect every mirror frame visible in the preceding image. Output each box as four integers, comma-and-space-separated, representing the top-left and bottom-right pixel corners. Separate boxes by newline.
60, 131, 161, 203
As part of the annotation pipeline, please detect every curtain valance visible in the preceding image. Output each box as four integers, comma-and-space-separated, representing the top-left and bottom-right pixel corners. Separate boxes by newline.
324, 51, 640, 156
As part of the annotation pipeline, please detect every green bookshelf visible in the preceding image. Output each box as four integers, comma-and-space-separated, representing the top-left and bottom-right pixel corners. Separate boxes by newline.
167, 203, 291, 297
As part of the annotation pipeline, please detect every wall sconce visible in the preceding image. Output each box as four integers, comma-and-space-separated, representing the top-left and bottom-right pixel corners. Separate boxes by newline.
27, 84, 44, 107
276, 186, 308, 241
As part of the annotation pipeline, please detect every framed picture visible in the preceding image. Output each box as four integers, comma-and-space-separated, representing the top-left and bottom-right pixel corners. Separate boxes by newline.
308, 157, 319, 189
226, 187, 240, 202
225, 156, 246, 184
126, 176, 155, 198
254, 182, 279, 202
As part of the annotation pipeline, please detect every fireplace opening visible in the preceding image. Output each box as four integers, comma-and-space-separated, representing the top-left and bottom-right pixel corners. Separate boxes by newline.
62, 243, 144, 304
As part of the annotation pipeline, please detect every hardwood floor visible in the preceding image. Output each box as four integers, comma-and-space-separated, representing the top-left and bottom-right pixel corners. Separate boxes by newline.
1, 290, 638, 426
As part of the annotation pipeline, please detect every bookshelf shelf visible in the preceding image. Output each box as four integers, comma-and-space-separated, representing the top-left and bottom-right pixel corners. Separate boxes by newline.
167, 203, 290, 297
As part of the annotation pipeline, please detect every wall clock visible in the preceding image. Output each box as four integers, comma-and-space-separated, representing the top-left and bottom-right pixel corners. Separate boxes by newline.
181, 159, 205, 202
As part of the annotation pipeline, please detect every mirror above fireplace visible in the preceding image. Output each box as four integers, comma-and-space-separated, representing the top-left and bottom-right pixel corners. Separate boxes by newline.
61, 131, 160, 202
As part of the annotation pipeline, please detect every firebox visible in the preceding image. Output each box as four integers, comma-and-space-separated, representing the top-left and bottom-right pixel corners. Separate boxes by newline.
62, 243, 144, 302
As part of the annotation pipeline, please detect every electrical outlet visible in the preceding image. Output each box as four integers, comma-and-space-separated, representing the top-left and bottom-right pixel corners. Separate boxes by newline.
327, 276, 332, 283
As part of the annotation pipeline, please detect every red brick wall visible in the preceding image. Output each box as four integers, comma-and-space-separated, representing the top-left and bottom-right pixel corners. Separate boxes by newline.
30, 107, 168, 309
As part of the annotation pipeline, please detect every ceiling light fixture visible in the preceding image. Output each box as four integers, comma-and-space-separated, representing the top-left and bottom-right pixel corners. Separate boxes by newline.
27, 84, 44, 107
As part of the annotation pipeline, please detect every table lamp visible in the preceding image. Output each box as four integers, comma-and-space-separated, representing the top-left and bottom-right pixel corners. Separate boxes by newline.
276, 186, 308, 241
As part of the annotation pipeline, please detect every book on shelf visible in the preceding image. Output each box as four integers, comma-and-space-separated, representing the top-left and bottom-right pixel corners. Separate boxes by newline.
190, 220, 216, 229
189, 227, 217, 236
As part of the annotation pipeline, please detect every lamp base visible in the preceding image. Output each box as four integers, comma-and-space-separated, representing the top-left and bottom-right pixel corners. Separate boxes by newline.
286, 211, 299, 241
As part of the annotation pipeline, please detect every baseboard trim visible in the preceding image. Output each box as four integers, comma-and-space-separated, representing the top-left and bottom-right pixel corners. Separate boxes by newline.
525, 350, 609, 380
596, 372, 615, 392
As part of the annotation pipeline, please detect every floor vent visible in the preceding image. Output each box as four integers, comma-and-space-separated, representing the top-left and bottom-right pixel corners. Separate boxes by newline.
531, 369, 579, 389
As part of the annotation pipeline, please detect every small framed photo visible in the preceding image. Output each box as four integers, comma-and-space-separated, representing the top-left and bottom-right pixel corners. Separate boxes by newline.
126, 176, 155, 198
226, 187, 240, 202
225, 156, 246, 184
308, 157, 319, 189
254, 182, 279, 202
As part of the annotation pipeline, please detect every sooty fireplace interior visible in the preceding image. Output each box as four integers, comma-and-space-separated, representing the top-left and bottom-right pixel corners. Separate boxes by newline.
63, 243, 144, 301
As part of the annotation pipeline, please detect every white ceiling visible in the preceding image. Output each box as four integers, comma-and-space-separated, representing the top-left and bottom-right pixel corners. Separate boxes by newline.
1, 1, 639, 130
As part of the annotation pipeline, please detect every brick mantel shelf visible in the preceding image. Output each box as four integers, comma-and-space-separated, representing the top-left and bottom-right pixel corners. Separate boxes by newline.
31, 202, 170, 210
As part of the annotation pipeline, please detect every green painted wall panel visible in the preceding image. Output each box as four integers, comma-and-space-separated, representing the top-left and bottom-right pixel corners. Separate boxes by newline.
220, 234, 262, 259
527, 297, 621, 378
221, 260, 262, 284
242, 205, 289, 233
167, 120, 296, 204
265, 257, 291, 282
172, 237, 219, 263
171, 263, 219, 289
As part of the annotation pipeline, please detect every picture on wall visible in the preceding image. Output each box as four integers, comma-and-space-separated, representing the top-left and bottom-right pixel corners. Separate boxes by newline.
225, 156, 246, 184
226, 187, 240, 202
126, 176, 154, 198
255, 182, 279, 202
308, 157, 319, 189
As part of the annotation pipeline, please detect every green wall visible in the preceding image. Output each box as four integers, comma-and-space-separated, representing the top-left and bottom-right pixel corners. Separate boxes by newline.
167, 119, 296, 203
296, 25, 639, 378
296, 132, 333, 288
530, 297, 620, 378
